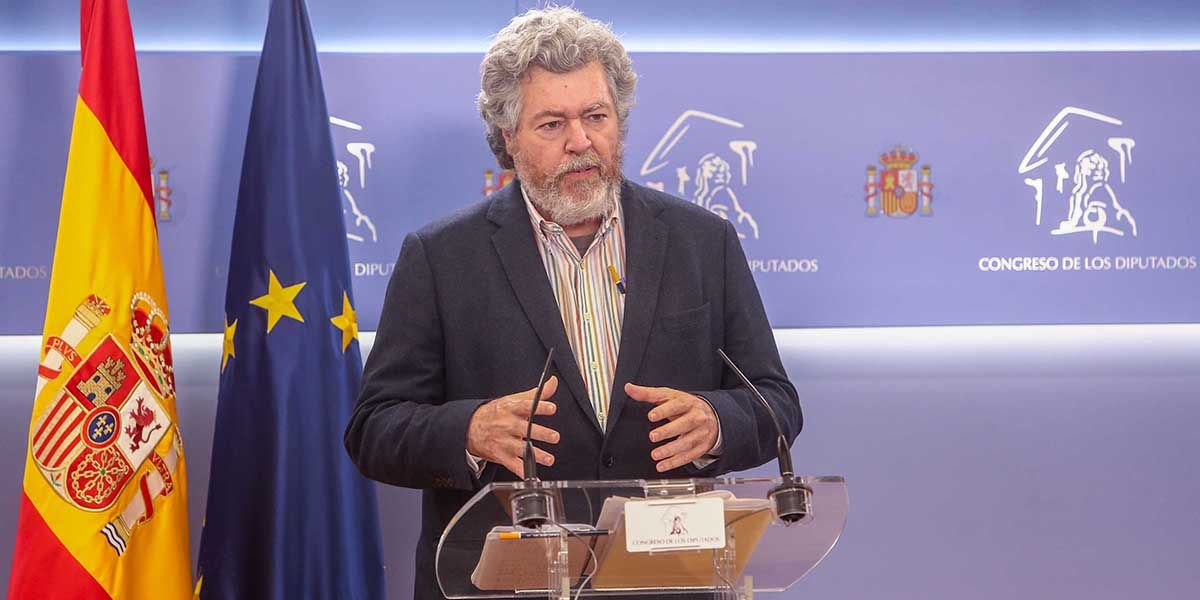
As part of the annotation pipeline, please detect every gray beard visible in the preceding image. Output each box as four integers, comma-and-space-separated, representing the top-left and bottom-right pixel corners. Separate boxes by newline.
515, 152, 623, 227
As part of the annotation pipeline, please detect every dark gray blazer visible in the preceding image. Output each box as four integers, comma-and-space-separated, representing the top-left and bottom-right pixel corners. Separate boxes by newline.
345, 180, 801, 599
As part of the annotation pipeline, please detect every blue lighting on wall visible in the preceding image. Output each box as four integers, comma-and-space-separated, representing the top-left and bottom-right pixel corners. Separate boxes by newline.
2, 0, 1199, 53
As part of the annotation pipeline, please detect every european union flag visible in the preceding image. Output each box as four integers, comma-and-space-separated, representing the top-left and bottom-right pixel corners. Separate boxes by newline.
196, 0, 385, 598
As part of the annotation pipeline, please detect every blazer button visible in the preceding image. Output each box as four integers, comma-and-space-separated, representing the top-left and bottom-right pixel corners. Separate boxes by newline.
602, 454, 615, 468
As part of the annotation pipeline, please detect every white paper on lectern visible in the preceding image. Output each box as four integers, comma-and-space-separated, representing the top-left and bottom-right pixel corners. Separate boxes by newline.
624, 496, 726, 553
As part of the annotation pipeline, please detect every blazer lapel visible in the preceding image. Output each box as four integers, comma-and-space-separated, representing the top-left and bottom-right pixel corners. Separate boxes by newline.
606, 183, 668, 434
488, 182, 600, 432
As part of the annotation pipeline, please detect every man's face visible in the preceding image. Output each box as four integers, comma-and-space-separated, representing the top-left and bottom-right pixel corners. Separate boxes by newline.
504, 61, 623, 226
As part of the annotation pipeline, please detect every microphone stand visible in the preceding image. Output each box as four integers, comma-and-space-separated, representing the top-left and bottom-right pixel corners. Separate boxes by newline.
511, 348, 557, 529
717, 348, 811, 524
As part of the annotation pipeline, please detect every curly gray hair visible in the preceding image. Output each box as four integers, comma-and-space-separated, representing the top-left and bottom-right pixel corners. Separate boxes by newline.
477, 6, 637, 169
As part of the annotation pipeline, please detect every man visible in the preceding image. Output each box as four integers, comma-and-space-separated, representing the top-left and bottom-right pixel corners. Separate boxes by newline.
344, 7, 801, 599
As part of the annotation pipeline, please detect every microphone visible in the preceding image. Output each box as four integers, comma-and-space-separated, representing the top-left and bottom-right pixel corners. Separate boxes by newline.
512, 348, 556, 529
521, 347, 556, 484
717, 348, 810, 524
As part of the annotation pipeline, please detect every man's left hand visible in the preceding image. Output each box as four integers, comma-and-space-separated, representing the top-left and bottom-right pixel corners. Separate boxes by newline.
624, 383, 719, 473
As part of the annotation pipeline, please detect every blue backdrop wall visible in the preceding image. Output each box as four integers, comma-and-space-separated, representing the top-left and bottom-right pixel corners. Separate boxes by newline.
2, 1, 1200, 598
3, 51, 1198, 332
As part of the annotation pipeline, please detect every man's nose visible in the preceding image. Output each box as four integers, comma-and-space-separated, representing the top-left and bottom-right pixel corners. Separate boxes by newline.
563, 118, 592, 154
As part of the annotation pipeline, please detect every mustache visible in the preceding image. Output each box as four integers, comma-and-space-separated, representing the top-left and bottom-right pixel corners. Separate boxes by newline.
553, 153, 605, 179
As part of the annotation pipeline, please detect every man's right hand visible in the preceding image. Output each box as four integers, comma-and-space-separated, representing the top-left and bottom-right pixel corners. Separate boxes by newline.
466, 376, 560, 478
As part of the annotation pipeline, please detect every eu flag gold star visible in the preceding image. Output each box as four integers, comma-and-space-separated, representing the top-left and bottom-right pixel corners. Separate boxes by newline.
329, 291, 358, 352
221, 317, 238, 372
249, 270, 306, 333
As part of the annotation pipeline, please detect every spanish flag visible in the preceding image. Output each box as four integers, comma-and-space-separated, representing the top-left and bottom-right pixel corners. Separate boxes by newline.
7, 1, 192, 598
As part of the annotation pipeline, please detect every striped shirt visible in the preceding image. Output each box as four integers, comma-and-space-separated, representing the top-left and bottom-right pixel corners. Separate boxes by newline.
522, 190, 626, 431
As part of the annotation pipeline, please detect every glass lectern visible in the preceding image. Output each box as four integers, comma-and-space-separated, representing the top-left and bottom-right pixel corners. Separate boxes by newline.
436, 476, 847, 599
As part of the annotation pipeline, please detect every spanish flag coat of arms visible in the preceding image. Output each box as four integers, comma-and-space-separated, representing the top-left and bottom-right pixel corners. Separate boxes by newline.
7, 1, 192, 598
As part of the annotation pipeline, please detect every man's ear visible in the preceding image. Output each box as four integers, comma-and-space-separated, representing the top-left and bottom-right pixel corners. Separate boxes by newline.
502, 128, 513, 147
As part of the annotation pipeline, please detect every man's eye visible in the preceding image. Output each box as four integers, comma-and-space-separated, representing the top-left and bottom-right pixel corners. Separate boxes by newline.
586, 113, 608, 122
539, 120, 563, 131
